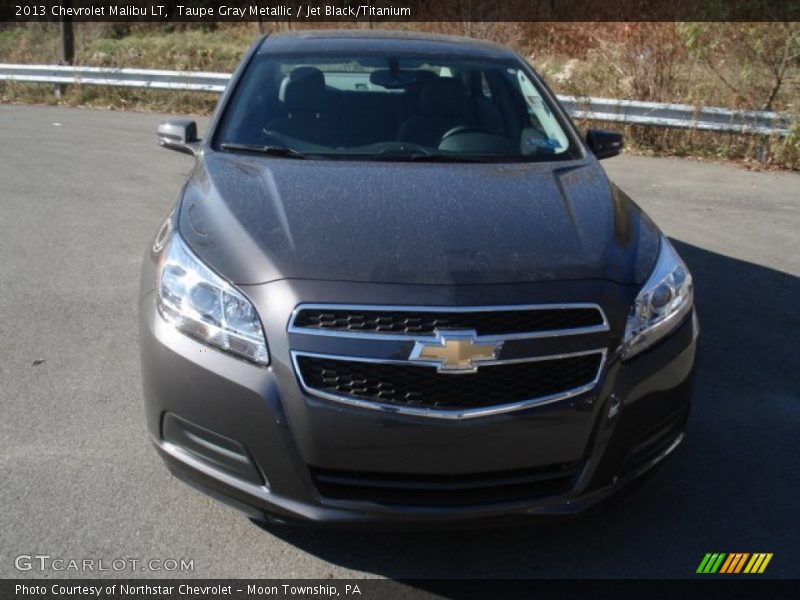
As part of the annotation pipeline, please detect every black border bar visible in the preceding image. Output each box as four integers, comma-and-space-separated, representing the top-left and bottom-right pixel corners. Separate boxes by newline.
3, 0, 800, 22
4, 579, 800, 600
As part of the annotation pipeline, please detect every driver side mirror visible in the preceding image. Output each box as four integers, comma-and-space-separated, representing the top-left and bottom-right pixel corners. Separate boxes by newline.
157, 119, 200, 156
586, 129, 624, 160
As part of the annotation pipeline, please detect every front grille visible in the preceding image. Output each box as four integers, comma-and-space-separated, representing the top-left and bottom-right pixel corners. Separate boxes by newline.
310, 462, 582, 507
296, 353, 602, 411
292, 306, 604, 336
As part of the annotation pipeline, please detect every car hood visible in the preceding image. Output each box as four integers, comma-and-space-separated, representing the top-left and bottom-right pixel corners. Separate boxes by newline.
178, 153, 660, 286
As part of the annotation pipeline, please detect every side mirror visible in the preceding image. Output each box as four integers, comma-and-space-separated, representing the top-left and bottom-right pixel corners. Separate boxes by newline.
586, 129, 624, 160
157, 119, 200, 156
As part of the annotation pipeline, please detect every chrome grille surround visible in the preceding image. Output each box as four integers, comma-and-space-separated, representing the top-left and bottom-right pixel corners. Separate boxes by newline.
288, 303, 610, 420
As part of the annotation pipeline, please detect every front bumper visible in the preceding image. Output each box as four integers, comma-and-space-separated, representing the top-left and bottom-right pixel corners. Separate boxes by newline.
139, 284, 696, 527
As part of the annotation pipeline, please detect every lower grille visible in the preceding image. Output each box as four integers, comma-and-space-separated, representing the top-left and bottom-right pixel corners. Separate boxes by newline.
310, 462, 582, 507
296, 352, 603, 411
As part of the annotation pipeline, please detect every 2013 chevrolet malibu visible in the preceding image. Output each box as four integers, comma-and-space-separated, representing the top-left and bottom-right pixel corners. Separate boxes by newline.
140, 31, 697, 526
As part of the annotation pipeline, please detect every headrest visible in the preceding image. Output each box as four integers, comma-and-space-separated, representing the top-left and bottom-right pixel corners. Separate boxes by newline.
418, 78, 467, 116
280, 67, 326, 112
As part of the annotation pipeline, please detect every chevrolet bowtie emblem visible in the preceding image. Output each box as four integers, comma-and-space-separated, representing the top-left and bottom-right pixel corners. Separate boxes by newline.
409, 331, 502, 373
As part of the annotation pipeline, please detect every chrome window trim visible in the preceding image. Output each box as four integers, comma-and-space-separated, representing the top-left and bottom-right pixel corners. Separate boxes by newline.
287, 302, 610, 342
290, 348, 607, 420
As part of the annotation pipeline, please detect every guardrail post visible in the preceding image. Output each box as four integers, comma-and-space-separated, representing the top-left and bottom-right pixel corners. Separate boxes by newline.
755, 140, 769, 163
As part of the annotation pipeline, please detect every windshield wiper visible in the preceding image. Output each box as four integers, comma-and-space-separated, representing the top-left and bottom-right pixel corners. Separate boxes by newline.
219, 143, 308, 159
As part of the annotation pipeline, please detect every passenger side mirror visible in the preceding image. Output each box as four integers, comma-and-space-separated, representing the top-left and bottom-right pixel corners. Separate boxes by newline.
586, 129, 624, 160
157, 119, 200, 156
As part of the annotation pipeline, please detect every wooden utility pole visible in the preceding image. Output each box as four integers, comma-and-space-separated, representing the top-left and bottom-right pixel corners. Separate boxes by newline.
56, 0, 74, 97
60, 0, 74, 65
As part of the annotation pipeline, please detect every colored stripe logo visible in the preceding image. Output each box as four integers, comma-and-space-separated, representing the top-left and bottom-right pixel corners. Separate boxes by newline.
697, 553, 773, 574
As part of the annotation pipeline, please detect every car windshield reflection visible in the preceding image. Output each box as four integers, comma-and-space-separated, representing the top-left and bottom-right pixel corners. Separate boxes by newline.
215, 54, 579, 162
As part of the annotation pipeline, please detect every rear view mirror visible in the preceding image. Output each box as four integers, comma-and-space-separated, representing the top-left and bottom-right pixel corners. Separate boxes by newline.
157, 119, 200, 156
586, 129, 624, 159
369, 69, 418, 89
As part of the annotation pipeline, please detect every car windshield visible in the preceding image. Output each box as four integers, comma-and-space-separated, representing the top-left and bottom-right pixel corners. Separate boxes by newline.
215, 52, 580, 162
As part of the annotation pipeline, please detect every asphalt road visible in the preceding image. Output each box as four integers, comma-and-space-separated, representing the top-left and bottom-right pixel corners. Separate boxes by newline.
1, 105, 798, 580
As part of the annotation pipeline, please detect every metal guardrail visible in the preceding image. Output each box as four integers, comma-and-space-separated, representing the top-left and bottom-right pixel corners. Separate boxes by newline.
0, 63, 792, 136
560, 96, 791, 136
0, 64, 229, 93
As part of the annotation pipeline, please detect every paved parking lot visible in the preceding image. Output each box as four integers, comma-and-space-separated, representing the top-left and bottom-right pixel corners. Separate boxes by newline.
1, 105, 798, 579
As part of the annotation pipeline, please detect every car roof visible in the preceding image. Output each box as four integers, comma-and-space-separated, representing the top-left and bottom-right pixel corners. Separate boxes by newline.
259, 29, 518, 60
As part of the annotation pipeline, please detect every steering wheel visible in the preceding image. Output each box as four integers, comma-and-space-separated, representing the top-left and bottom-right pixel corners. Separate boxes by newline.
440, 125, 491, 141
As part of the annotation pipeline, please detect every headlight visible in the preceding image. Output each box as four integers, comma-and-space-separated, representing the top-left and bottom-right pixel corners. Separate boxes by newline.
621, 236, 693, 359
156, 232, 269, 365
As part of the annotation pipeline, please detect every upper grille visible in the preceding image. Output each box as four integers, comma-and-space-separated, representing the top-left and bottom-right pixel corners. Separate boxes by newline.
295, 353, 603, 411
291, 306, 605, 337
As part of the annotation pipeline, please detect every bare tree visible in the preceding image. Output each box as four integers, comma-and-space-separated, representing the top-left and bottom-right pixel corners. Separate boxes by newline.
680, 22, 800, 111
